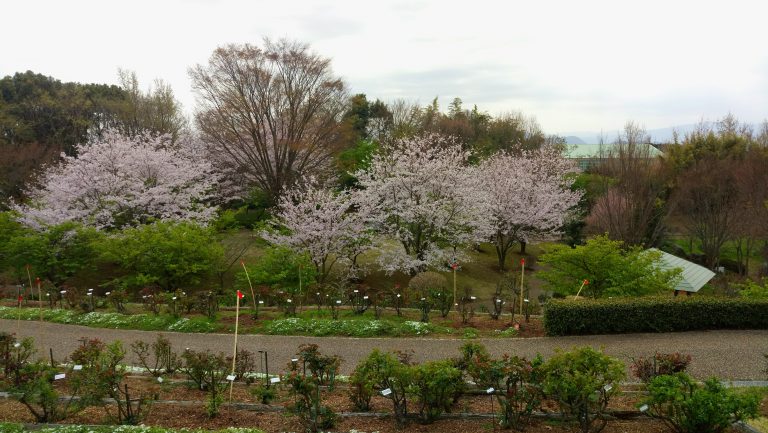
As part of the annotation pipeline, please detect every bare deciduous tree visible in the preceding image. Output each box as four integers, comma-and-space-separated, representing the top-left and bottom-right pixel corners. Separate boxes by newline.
586, 121, 670, 247
674, 158, 740, 269
189, 39, 349, 204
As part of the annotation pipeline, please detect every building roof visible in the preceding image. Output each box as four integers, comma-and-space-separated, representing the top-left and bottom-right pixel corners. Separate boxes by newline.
566, 143, 664, 159
648, 248, 716, 292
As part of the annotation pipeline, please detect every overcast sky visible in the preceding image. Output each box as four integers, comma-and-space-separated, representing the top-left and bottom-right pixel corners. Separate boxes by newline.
3, 0, 767, 136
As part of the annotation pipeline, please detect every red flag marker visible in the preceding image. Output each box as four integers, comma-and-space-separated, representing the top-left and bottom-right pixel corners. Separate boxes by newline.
520, 258, 525, 265
18, 295, 23, 302
583, 279, 589, 285
237, 290, 244, 299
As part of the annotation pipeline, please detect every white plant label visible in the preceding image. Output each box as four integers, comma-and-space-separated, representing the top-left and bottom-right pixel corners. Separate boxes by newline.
270, 377, 280, 384
486, 387, 495, 394
603, 384, 613, 392
258, 300, 264, 304
381, 388, 392, 396
157, 377, 164, 383
639, 404, 649, 412
13, 343, 20, 348
54, 373, 66, 380
73, 365, 83, 371
226, 375, 236, 381
291, 358, 299, 363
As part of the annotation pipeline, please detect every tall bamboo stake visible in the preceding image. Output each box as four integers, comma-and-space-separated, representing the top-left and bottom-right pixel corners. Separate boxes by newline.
229, 290, 242, 403
240, 261, 257, 310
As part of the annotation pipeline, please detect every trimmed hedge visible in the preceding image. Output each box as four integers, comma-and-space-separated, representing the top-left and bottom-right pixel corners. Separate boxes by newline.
543, 296, 768, 336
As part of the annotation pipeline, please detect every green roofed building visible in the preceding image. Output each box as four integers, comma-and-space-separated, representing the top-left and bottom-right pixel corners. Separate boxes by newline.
648, 248, 716, 293
566, 143, 664, 171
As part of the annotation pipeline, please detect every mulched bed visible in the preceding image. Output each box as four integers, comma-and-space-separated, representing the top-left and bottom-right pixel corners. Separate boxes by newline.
3, 374, 763, 433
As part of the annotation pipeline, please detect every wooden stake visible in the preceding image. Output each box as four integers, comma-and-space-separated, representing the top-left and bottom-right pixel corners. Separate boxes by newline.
36, 278, 43, 323
229, 291, 242, 403
519, 258, 525, 316
575, 279, 588, 298
25, 265, 33, 307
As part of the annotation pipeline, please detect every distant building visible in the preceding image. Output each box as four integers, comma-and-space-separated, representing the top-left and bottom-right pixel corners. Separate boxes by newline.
566, 143, 664, 171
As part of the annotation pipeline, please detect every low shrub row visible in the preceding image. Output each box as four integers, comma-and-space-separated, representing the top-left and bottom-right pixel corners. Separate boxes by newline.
0, 306, 216, 333
543, 296, 768, 336
0, 424, 266, 433
263, 317, 450, 337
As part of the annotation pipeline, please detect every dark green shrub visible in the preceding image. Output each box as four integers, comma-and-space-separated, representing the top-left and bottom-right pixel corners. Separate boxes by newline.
348, 359, 376, 411
630, 352, 691, 383
643, 373, 759, 433
130, 334, 181, 377
462, 342, 543, 430
544, 296, 768, 336
409, 360, 464, 424
250, 383, 277, 404
541, 346, 625, 433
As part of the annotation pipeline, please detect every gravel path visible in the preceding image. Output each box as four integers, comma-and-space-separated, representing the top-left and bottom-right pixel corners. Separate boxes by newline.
2, 319, 766, 380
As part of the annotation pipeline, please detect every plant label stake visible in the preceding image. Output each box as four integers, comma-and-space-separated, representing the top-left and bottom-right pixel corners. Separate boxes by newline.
487, 386, 496, 432
229, 289, 244, 403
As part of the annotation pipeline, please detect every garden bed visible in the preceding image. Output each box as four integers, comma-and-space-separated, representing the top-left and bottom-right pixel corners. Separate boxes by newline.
0, 373, 764, 433
0, 304, 544, 338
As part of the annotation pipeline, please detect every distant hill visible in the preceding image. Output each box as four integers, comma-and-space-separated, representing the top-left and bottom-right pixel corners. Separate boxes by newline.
565, 136, 586, 145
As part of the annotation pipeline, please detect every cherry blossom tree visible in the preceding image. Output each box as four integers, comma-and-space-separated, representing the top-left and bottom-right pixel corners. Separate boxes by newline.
264, 180, 374, 285
15, 129, 220, 230
355, 134, 491, 275
481, 147, 580, 271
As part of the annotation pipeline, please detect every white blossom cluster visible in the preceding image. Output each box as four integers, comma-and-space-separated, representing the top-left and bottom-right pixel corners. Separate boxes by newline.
15, 130, 220, 230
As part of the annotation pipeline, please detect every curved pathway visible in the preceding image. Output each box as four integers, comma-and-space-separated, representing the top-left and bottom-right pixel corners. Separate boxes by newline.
2, 319, 766, 380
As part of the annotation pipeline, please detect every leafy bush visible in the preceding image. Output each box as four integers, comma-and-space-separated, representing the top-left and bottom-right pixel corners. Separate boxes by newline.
284, 346, 339, 433
409, 360, 464, 424
643, 373, 759, 433
543, 296, 768, 336
541, 346, 625, 433
99, 221, 223, 292
737, 278, 768, 299
538, 235, 680, 298
236, 245, 314, 292
70, 339, 150, 424
180, 349, 229, 417
11, 361, 85, 422
0, 333, 35, 386
296, 344, 341, 388
131, 334, 181, 377
630, 352, 691, 383
353, 349, 413, 426
462, 342, 543, 430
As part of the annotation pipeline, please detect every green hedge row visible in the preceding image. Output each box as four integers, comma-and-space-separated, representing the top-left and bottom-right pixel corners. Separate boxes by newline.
543, 296, 768, 336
